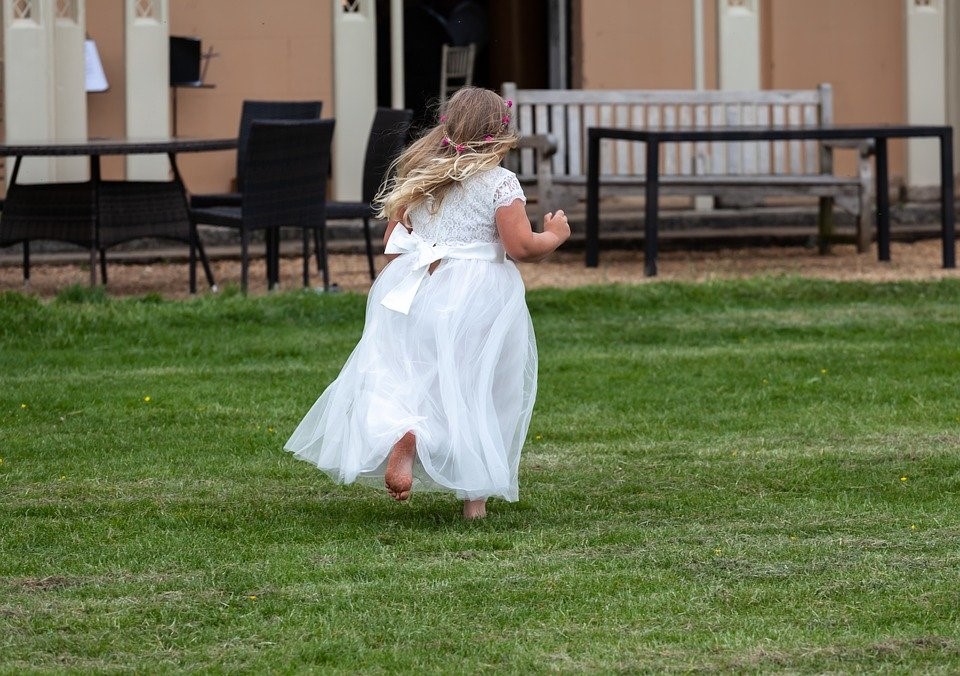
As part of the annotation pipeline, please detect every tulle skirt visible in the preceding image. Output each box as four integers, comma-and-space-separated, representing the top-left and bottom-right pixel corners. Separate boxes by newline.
284, 252, 537, 501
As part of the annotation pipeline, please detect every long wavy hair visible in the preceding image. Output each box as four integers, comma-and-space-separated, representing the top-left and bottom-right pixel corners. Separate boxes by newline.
375, 87, 519, 222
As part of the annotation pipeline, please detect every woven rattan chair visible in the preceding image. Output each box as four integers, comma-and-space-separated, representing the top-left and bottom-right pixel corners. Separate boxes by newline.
189, 119, 335, 294
98, 180, 215, 293
189, 100, 323, 210
0, 179, 215, 293
323, 108, 412, 280
0, 182, 96, 287
189, 100, 322, 286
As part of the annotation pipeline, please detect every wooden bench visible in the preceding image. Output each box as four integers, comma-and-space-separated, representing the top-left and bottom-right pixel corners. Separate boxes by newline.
502, 82, 875, 252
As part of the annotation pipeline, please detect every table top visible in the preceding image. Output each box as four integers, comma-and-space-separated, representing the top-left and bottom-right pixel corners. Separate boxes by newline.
0, 136, 237, 156
587, 123, 953, 143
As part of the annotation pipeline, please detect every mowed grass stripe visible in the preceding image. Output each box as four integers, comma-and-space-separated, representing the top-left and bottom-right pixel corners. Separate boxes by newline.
1, 278, 959, 672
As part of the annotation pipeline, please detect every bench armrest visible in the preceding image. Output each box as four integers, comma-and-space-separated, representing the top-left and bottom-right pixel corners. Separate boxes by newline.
516, 133, 558, 159
823, 138, 875, 158
513, 134, 558, 222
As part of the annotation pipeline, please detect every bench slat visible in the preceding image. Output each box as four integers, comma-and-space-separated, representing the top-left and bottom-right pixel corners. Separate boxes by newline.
567, 105, 582, 176
551, 104, 566, 176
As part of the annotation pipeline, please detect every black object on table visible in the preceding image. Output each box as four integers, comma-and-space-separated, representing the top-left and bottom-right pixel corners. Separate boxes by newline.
0, 136, 236, 292
584, 124, 955, 276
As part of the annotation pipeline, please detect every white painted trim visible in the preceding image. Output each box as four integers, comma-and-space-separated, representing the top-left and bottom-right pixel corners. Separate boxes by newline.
390, 0, 404, 109
4, 0, 55, 182
716, 0, 760, 91
948, 0, 960, 178
125, 0, 170, 179
548, 0, 568, 89
53, 0, 87, 180
693, 0, 712, 210
905, 0, 946, 188
693, 0, 705, 90
333, 0, 377, 201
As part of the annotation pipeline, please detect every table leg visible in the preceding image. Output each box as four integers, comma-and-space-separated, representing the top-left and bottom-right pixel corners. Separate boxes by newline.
169, 151, 200, 293
874, 138, 890, 262
644, 140, 660, 277
585, 130, 601, 267
939, 129, 956, 269
9, 157, 30, 286
267, 228, 280, 289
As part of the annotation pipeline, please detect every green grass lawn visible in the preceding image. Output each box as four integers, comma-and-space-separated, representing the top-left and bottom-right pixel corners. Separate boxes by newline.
2, 278, 959, 672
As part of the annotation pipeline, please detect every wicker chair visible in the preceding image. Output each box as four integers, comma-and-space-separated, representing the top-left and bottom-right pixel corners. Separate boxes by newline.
189, 100, 322, 286
189, 100, 323, 210
324, 107, 413, 280
189, 119, 335, 294
98, 180, 215, 293
0, 182, 96, 286
0, 178, 215, 293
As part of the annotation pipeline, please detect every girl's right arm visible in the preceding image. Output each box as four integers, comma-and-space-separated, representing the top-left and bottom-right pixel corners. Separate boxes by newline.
496, 200, 571, 262
382, 209, 410, 263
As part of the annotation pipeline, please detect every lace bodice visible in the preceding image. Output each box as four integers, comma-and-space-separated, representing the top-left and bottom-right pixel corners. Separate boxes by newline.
407, 167, 526, 244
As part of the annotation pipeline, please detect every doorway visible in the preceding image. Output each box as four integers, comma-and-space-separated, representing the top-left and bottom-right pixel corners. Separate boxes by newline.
376, 0, 555, 129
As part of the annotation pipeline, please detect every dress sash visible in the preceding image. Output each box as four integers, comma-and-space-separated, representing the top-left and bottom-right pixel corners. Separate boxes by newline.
380, 226, 505, 315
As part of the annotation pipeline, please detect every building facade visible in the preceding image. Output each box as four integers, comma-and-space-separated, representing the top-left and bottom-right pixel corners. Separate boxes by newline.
3, 0, 959, 199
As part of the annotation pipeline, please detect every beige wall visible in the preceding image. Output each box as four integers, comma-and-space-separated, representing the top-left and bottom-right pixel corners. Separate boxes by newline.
86, 0, 333, 191
578, 0, 907, 179
577, 0, 718, 89
762, 0, 906, 177
74, 0, 932, 190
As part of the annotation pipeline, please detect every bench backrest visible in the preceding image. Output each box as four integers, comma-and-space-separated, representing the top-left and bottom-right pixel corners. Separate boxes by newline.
501, 82, 834, 181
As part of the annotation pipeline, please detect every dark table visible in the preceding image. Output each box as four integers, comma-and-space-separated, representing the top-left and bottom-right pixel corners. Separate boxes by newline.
585, 124, 955, 276
0, 136, 236, 289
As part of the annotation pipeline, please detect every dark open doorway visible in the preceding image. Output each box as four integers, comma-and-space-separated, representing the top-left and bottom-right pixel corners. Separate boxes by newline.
376, 0, 552, 130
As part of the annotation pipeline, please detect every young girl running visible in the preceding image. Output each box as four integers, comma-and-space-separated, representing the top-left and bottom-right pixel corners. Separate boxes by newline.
284, 87, 570, 519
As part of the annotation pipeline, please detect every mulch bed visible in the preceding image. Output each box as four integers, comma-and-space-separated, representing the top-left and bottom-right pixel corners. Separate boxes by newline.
0, 239, 956, 300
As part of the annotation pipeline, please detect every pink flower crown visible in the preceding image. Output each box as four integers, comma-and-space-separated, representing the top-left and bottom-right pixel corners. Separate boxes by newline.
440, 99, 513, 153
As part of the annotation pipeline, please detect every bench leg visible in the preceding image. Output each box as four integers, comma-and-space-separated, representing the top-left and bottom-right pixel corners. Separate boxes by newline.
855, 148, 875, 253
817, 196, 834, 255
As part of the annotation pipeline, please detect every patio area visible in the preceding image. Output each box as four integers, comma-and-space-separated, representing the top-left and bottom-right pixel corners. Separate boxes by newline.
0, 235, 954, 300
1, 190, 957, 298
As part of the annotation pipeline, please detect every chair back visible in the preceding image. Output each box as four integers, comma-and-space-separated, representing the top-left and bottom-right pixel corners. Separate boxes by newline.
236, 100, 323, 191
241, 119, 335, 231
362, 108, 414, 203
440, 43, 476, 106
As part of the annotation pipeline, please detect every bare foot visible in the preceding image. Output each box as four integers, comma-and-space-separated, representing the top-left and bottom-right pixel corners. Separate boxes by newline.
385, 432, 416, 501
462, 499, 487, 520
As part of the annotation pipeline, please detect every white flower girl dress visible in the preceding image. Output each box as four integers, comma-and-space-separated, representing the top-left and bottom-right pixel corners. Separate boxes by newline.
284, 166, 537, 501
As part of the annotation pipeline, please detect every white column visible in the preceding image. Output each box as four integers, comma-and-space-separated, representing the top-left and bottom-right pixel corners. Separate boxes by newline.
332, 0, 377, 201
390, 0, 404, 109
716, 0, 760, 90
905, 0, 947, 191
125, 0, 170, 180
3, 0, 87, 183
52, 0, 87, 180
948, 0, 960, 176
692, 0, 711, 210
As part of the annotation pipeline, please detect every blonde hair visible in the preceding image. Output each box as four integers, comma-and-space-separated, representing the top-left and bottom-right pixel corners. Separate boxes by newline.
375, 87, 519, 222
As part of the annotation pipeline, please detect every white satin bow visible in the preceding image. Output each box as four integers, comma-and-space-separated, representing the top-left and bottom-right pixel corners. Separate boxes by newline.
380, 226, 505, 314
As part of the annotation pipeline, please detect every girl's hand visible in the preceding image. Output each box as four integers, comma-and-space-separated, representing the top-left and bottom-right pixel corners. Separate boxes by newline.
497, 200, 568, 262
543, 209, 571, 245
